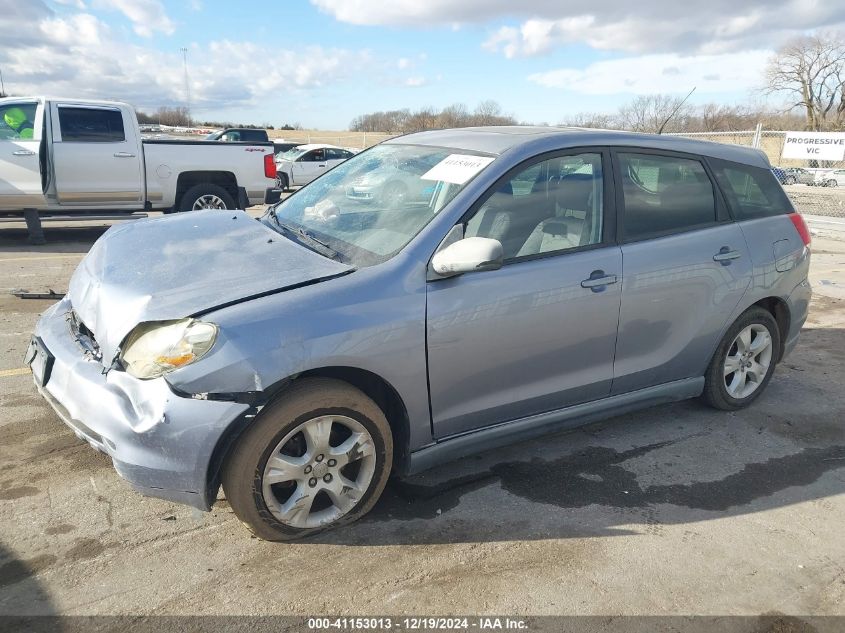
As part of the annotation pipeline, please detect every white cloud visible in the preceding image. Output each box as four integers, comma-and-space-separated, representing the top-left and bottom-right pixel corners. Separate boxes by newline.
312, 0, 845, 55
404, 76, 427, 87
0, 3, 374, 112
91, 0, 174, 37
527, 51, 772, 95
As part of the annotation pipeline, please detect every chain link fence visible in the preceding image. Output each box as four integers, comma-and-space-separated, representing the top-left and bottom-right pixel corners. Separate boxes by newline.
670, 129, 845, 218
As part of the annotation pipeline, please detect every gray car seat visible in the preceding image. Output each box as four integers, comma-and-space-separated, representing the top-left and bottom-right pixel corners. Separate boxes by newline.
517, 174, 595, 256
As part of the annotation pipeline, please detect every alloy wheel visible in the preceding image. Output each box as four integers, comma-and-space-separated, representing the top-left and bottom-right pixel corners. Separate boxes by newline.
192, 194, 228, 210
723, 324, 773, 399
261, 414, 376, 529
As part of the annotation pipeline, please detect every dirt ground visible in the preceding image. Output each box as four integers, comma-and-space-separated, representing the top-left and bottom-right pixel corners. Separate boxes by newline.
0, 213, 843, 623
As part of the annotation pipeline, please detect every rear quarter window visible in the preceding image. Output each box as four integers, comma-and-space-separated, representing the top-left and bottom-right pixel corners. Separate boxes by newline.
711, 159, 793, 220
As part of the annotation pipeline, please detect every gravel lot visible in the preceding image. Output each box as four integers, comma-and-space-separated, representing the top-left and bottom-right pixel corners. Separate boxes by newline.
0, 211, 844, 626
785, 183, 845, 218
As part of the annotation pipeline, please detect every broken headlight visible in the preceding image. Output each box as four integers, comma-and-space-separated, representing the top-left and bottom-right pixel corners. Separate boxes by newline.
119, 319, 218, 380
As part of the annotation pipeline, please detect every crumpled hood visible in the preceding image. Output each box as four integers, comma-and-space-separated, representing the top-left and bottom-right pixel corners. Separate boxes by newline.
68, 209, 352, 362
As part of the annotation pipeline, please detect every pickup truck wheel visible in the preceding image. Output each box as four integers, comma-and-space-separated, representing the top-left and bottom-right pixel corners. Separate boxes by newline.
179, 183, 236, 212
221, 378, 393, 541
702, 307, 780, 411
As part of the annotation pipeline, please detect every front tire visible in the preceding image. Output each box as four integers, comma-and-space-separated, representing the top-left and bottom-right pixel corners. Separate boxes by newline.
702, 307, 780, 411
222, 378, 393, 541
179, 183, 236, 212
276, 172, 289, 192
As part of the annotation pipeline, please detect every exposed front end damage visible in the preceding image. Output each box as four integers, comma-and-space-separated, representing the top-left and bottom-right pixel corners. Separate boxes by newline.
30, 297, 250, 509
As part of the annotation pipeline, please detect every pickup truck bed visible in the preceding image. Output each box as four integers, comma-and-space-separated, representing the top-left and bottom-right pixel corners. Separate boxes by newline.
0, 97, 277, 218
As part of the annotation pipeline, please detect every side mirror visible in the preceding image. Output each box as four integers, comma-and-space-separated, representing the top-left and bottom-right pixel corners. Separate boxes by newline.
431, 237, 503, 277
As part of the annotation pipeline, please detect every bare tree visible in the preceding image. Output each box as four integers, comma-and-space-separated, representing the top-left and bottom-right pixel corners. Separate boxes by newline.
616, 94, 694, 133
151, 106, 192, 127
766, 32, 845, 131
349, 102, 516, 133
560, 112, 617, 129
438, 103, 469, 128
473, 100, 504, 125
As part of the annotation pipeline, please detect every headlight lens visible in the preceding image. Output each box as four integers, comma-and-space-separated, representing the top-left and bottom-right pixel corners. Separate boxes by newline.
120, 318, 218, 380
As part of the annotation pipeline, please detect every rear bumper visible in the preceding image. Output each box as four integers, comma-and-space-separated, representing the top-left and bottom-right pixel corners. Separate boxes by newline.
783, 277, 812, 359
29, 298, 249, 510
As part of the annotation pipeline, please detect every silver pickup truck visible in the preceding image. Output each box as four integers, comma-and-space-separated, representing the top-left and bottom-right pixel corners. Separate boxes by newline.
0, 97, 277, 221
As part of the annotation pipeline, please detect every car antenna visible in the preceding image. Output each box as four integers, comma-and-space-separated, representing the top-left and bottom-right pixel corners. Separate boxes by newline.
658, 87, 696, 134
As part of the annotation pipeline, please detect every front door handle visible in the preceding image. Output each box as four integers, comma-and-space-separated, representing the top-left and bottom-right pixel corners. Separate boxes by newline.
318, 164, 326, 168
12, 150, 36, 156
113, 152, 136, 158
713, 247, 742, 264
581, 270, 618, 291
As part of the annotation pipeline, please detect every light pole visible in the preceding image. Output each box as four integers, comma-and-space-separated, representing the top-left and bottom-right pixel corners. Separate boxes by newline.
180, 47, 191, 122
0, 67, 6, 97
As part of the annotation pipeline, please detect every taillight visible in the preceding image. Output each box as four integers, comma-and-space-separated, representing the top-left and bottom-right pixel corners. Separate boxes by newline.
264, 153, 277, 179
788, 212, 811, 247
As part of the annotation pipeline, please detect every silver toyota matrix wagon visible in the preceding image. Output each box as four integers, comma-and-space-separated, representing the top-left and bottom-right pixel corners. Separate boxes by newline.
28, 127, 812, 540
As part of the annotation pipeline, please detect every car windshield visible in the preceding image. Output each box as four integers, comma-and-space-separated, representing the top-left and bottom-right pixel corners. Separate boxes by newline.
264, 144, 494, 266
280, 148, 307, 161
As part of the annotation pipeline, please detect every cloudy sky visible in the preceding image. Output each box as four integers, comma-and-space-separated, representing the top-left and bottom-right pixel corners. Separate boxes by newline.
1, 0, 843, 129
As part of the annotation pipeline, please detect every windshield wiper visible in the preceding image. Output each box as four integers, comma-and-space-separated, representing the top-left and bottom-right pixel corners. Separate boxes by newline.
267, 209, 344, 261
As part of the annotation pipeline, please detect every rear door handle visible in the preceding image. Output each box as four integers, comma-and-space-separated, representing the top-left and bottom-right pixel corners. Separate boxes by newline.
12, 150, 36, 156
581, 271, 618, 291
713, 247, 742, 264
113, 152, 136, 158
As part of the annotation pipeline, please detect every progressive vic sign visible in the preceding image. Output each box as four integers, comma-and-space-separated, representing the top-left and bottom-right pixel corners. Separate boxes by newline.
782, 132, 845, 161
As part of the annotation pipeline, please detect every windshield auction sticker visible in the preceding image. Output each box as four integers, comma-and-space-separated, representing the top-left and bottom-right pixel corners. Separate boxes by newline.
421, 154, 496, 185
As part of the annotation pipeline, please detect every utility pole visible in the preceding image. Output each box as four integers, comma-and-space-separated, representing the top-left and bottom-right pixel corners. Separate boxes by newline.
0, 67, 6, 97
180, 47, 191, 123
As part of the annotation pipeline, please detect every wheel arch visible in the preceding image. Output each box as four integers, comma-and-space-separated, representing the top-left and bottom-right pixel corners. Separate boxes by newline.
751, 296, 791, 362
204, 365, 412, 508
175, 171, 239, 208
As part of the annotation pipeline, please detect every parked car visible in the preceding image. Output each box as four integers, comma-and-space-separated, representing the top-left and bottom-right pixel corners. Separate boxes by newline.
345, 153, 441, 207
780, 167, 816, 185
273, 141, 299, 156
28, 127, 811, 541
0, 97, 277, 216
771, 167, 786, 184
816, 169, 845, 187
205, 127, 270, 143
274, 144, 355, 190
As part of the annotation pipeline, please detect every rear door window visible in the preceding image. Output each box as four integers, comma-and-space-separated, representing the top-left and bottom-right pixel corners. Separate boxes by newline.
711, 159, 794, 220
58, 107, 125, 142
617, 152, 716, 241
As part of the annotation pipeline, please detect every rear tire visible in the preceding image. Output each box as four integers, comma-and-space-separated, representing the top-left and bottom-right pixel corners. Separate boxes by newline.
702, 307, 780, 411
222, 378, 393, 541
276, 173, 289, 192
178, 183, 236, 212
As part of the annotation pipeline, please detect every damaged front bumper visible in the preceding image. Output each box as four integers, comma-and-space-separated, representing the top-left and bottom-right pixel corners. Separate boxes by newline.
28, 297, 249, 510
